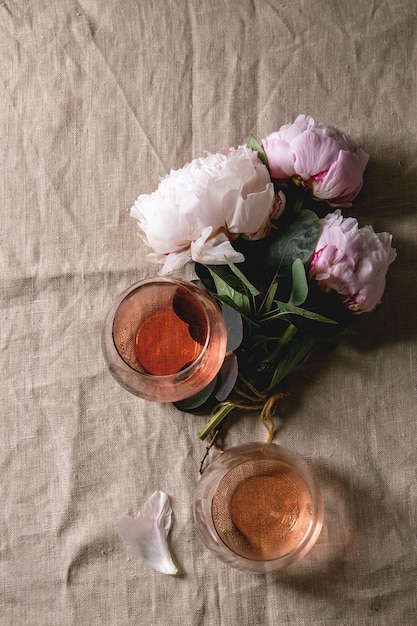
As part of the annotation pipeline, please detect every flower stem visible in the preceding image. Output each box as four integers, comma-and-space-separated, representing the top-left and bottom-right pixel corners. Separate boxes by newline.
262, 322, 298, 364
267, 333, 319, 392
280, 322, 298, 344
197, 403, 235, 441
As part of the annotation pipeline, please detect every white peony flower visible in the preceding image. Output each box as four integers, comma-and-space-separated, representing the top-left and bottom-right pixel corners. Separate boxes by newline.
131, 146, 280, 274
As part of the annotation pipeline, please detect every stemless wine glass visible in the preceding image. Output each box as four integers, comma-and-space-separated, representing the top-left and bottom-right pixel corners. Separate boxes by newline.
194, 442, 324, 573
102, 277, 227, 402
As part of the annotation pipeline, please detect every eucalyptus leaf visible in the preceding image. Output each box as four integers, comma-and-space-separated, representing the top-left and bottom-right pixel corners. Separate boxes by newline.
288, 258, 308, 306
222, 303, 244, 352
173, 376, 217, 411
215, 354, 238, 401
262, 209, 320, 277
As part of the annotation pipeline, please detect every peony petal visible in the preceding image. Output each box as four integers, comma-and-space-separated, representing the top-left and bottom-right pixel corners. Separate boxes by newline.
315, 149, 369, 203
223, 183, 275, 236
292, 131, 340, 179
261, 135, 296, 178
191, 227, 244, 265
117, 491, 178, 575
158, 249, 192, 275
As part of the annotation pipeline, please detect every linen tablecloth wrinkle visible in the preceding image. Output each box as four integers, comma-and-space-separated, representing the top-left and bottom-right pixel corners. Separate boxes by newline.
1, 0, 416, 624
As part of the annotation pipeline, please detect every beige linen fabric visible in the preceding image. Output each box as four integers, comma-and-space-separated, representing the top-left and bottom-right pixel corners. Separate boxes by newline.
1, 0, 416, 624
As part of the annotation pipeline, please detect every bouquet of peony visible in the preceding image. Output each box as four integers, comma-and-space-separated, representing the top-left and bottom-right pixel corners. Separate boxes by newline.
131, 115, 396, 441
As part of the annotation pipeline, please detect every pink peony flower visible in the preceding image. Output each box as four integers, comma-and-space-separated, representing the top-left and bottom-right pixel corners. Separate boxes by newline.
309, 210, 396, 313
131, 146, 284, 274
262, 115, 369, 205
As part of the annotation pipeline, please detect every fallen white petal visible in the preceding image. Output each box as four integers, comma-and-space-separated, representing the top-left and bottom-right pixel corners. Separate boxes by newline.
117, 491, 178, 575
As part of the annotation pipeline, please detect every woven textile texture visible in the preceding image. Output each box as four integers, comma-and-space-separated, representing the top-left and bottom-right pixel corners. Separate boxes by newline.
1, 1, 416, 624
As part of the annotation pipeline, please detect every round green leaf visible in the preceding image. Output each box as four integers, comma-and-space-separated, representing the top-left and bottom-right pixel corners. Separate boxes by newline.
215, 354, 238, 401
289, 258, 308, 306
262, 210, 320, 276
173, 377, 217, 411
222, 304, 243, 352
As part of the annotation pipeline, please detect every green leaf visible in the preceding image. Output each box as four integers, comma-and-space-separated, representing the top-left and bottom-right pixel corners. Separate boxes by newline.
263, 280, 278, 313
267, 334, 319, 391
208, 263, 259, 313
211, 271, 251, 316
225, 258, 260, 298
263, 301, 337, 324
288, 258, 308, 306
222, 304, 244, 352
173, 376, 217, 411
215, 354, 238, 401
248, 135, 269, 167
209, 293, 257, 324
262, 210, 320, 277
259, 323, 298, 363
194, 263, 216, 293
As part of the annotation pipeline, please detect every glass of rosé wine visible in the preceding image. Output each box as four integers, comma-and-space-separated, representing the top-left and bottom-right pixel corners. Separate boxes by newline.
102, 277, 227, 403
